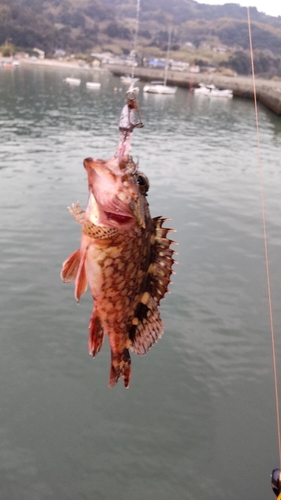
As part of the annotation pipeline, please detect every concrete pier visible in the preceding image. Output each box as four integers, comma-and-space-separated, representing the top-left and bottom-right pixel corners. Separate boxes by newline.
109, 65, 281, 115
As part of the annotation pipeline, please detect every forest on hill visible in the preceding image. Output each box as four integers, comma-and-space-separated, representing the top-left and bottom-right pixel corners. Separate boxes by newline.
1, 0, 281, 77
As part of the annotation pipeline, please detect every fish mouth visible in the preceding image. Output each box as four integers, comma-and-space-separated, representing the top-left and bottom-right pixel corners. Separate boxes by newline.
104, 210, 134, 225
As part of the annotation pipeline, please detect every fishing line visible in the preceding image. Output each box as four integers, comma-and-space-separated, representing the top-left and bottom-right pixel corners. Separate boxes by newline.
131, 0, 140, 79
247, 6, 281, 468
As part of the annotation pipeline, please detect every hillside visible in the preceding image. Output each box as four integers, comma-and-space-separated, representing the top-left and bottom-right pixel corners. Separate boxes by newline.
1, 0, 281, 76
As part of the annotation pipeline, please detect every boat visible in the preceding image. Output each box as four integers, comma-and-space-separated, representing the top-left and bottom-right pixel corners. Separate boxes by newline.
143, 81, 177, 95
194, 83, 233, 98
86, 82, 101, 90
208, 84, 233, 98
120, 75, 140, 85
143, 28, 177, 95
193, 83, 210, 95
64, 77, 81, 86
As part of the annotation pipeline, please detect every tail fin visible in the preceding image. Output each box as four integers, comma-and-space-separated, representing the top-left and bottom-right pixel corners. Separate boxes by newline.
88, 310, 104, 357
109, 348, 131, 388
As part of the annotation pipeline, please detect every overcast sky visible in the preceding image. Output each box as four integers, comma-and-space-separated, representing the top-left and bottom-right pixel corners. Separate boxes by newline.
195, 1, 280, 17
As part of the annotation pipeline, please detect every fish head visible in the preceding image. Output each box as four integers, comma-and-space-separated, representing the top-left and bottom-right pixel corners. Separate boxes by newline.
83, 156, 149, 230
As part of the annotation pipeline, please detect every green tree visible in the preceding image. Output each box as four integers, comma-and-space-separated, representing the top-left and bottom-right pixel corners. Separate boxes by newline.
1, 42, 15, 56
226, 51, 251, 75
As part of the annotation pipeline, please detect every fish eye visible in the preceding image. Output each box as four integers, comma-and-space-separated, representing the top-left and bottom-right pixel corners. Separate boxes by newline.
137, 173, 149, 194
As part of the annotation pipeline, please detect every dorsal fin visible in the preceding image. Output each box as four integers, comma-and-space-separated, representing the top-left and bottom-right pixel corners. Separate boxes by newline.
148, 216, 176, 305
130, 216, 176, 355
129, 298, 164, 355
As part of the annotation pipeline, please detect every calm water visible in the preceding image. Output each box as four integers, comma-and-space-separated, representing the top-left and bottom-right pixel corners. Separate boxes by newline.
1, 65, 281, 500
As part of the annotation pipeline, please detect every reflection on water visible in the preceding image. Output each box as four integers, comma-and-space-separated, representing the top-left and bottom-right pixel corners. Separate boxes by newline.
0, 65, 281, 500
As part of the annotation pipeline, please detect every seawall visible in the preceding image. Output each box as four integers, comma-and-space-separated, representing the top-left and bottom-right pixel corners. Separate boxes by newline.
109, 65, 281, 115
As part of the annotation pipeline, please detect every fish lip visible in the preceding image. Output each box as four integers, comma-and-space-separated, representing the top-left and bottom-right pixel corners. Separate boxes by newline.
88, 193, 135, 228
104, 210, 134, 225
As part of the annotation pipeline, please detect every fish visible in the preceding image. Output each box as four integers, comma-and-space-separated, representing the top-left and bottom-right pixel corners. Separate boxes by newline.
61, 92, 176, 388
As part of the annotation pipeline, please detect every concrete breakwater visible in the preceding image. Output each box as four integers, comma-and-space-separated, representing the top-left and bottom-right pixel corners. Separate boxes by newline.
109, 65, 281, 115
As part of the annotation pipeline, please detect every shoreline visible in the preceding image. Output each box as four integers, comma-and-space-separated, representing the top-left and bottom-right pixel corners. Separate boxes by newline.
5, 58, 281, 115
18, 57, 105, 71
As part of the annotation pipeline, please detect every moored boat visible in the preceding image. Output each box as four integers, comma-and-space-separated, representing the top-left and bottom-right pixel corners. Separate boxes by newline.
194, 83, 233, 98
64, 77, 81, 86
86, 82, 101, 89
120, 76, 140, 85
143, 28, 177, 96
143, 81, 177, 95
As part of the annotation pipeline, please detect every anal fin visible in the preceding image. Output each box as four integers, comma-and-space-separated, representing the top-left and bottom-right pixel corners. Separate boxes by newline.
88, 310, 104, 357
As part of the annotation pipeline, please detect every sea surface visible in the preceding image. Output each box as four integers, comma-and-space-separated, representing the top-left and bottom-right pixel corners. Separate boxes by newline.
1, 64, 281, 500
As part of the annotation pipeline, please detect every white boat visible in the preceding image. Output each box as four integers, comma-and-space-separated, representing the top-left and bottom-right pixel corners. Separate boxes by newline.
143, 81, 177, 94
64, 77, 81, 86
208, 84, 233, 98
120, 76, 140, 85
193, 83, 210, 95
194, 83, 233, 98
143, 28, 177, 96
86, 81, 101, 89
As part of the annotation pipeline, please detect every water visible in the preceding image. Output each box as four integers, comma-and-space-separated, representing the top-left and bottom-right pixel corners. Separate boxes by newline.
1, 65, 281, 500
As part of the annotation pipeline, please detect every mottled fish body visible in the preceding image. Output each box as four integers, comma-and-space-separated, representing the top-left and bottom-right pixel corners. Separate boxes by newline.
61, 97, 176, 388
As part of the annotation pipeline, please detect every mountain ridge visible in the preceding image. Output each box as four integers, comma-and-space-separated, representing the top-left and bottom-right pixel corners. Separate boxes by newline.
1, 0, 281, 76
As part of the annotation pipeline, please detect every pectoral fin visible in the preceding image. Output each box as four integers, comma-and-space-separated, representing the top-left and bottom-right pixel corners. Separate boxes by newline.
61, 248, 88, 302
61, 249, 81, 283
74, 250, 88, 302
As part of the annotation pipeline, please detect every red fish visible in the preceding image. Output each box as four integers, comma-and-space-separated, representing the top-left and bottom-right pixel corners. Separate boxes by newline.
61, 93, 176, 387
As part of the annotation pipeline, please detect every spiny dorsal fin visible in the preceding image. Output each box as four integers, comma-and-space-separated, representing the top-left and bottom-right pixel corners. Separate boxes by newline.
82, 220, 119, 239
68, 202, 85, 224
130, 217, 176, 355
149, 216, 176, 304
